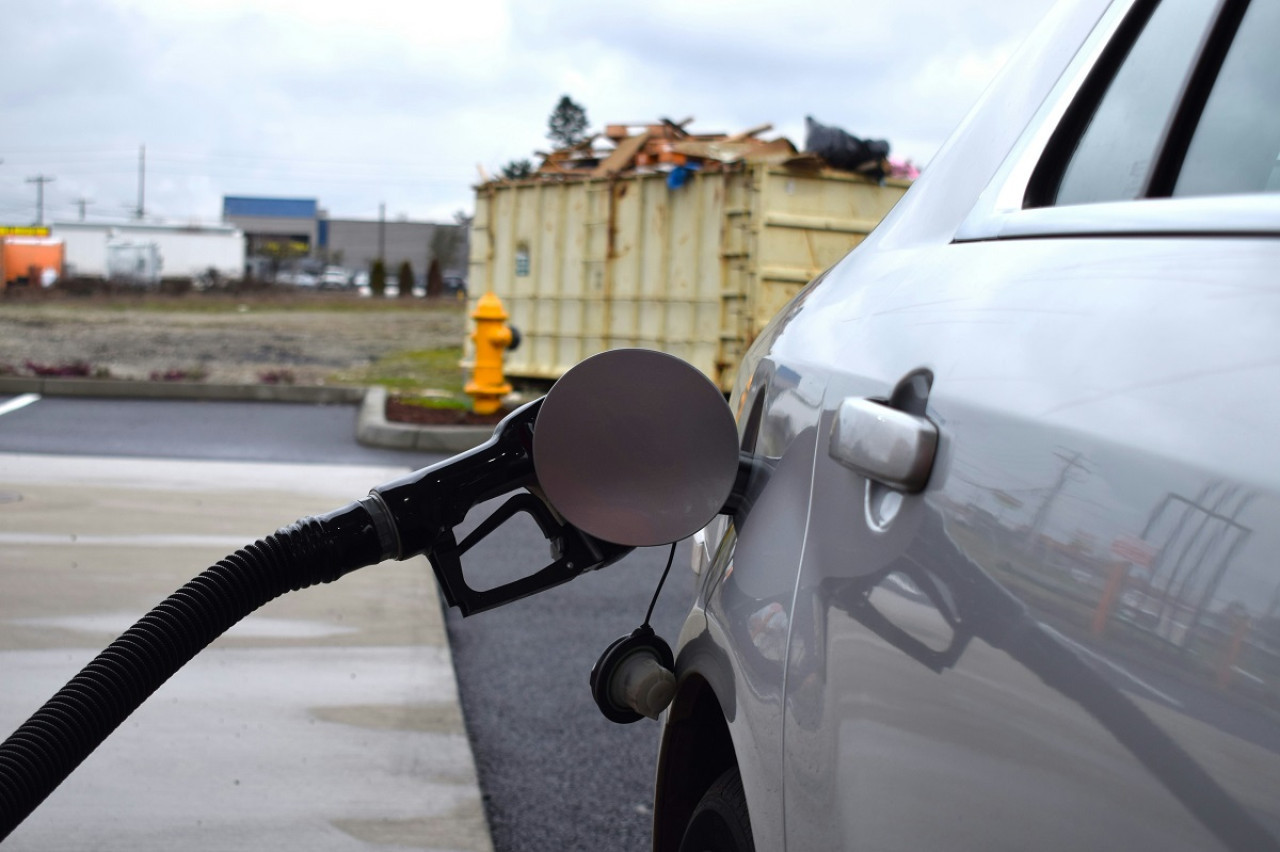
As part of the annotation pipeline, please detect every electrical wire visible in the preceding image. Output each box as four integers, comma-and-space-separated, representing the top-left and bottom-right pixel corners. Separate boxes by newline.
643, 541, 678, 629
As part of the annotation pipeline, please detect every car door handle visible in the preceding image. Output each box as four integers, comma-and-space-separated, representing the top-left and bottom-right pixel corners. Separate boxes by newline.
829, 397, 937, 493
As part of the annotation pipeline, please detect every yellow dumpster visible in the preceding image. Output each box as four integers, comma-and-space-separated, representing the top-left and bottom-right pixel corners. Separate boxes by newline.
467, 156, 909, 391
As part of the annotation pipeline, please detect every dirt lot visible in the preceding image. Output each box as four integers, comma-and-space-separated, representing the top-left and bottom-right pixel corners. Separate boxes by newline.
0, 293, 468, 387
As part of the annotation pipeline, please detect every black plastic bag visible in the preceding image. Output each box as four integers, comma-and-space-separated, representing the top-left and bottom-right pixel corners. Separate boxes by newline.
804, 116, 890, 177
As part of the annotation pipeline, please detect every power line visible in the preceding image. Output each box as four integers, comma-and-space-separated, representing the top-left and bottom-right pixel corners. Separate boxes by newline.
0, 148, 461, 179
25, 175, 55, 226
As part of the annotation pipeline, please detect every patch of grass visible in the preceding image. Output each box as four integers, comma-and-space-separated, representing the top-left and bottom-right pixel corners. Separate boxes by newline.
394, 394, 471, 411
330, 346, 468, 396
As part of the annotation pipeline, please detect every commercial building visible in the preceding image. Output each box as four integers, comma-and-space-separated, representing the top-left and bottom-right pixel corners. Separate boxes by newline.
222, 196, 468, 281
221, 197, 319, 258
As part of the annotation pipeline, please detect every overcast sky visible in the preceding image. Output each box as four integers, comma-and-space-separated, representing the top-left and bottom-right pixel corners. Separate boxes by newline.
2, 0, 1056, 226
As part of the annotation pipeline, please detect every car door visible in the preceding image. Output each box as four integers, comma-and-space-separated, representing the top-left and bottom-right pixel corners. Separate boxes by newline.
777, 0, 1280, 848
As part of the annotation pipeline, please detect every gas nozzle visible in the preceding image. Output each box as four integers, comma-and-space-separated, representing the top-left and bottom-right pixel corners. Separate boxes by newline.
359, 348, 742, 614
361, 398, 632, 615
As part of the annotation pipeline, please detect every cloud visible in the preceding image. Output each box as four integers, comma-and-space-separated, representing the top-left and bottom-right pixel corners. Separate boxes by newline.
0, 0, 1054, 225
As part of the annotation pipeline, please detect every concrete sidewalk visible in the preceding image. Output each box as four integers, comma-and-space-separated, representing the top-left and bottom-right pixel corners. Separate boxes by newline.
0, 454, 492, 851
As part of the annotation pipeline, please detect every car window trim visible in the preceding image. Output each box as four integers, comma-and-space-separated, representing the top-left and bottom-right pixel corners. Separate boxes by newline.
1027, 0, 1235, 206
973, 194, 1280, 239
956, 0, 1280, 242
955, 0, 1136, 239
1022, 0, 1162, 208
1146, 0, 1250, 197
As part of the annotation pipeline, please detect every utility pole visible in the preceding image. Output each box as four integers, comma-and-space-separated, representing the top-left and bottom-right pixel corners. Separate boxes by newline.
26, 175, 55, 226
378, 202, 386, 263
74, 197, 93, 221
1025, 449, 1087, 559
135, 144, 146, 220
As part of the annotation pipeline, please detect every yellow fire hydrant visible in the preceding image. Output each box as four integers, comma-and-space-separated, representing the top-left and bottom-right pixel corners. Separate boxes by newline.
465, 291, 519, 415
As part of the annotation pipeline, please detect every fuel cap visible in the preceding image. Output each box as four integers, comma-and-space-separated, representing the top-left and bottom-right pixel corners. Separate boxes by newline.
532, 349, 739, 547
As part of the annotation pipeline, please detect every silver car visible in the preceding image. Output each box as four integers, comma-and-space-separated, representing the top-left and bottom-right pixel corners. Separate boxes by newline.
655, 0, 1280, 849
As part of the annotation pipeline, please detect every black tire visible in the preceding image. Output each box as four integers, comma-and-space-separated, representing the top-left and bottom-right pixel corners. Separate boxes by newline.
677, 767, 756, 852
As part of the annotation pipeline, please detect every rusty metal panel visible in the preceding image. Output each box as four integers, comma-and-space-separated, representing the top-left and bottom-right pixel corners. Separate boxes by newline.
750, 168, 909, 347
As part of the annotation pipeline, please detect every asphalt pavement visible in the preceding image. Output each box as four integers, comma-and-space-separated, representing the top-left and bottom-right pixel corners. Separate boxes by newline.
443, 508, 693, 852
0, 393, 445, 466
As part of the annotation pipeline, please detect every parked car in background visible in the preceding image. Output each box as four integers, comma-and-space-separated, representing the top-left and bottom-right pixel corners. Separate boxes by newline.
321, 266, 352, 288
656, 0, 1280, 849
442, 276, 467, 298
275, 269, 318, 288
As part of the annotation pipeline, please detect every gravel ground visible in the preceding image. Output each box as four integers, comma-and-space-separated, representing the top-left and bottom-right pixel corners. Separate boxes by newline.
0, 296, 467, 385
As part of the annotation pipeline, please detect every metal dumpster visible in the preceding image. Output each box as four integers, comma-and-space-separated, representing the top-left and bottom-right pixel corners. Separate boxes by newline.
467, 163, 909, 391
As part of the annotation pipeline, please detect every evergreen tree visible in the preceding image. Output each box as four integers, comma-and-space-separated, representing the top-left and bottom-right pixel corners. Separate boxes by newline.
547, 95, 588, 148
397, 260, 415, 298
426, 258, 444, 299
369, 259, 386, 296
501, 159, 534, 180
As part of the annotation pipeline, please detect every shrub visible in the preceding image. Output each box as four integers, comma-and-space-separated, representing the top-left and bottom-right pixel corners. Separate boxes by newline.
258, 369, 296, 385
397, 260, 415, 298
24, 360, 92, 377
149, 367, 208, 382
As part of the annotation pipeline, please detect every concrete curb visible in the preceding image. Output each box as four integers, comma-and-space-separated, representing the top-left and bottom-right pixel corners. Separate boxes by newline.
355, 386, 493, 454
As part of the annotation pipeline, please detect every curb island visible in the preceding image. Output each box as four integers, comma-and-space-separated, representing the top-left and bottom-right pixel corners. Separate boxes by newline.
0, 377, 494, 455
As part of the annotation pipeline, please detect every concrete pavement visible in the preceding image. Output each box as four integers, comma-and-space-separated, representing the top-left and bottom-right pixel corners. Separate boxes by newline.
0, 453, 493, 851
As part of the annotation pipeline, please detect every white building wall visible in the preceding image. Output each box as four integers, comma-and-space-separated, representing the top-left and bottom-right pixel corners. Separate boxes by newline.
52, 223, 246, 280
57, 226, 109, 277
150, 229, 245, 278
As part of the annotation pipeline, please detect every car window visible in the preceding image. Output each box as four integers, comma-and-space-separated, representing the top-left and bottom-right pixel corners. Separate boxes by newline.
1051, 0, 1219, 206
1173, 0, 1280, 197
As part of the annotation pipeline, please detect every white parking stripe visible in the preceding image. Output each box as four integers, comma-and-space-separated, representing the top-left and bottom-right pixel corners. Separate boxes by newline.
0, 393, 40, 417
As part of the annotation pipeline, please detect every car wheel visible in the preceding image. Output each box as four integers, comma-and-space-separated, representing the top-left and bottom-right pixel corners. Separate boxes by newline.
677, 767, 755, 852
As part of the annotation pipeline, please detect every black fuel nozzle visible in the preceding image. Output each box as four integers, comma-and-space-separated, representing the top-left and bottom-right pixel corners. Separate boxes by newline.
364, 399, 544, 562
362, 398, 631, 615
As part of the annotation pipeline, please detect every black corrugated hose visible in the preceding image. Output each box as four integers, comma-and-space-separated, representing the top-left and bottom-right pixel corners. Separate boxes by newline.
0, 500, 386, 841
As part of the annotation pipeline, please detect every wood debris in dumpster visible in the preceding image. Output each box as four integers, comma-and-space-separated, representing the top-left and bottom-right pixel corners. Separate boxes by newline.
495, 116, 912, 185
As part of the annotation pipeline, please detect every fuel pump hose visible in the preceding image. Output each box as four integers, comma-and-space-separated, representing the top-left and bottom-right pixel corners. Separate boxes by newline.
0, 499, 387, 841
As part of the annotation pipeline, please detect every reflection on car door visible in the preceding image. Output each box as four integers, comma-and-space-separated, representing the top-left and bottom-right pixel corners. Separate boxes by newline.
777, 0, 1280, 845
784, 235, 1280, 850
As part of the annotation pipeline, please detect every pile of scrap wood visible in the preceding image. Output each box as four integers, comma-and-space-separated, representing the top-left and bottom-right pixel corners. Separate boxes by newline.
526, 117, 827, 180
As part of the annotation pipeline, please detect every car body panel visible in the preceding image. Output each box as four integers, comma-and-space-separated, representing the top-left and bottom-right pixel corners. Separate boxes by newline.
775, 235, 1280, 849
674, 355, 824, 851
658, 0, 1280, 848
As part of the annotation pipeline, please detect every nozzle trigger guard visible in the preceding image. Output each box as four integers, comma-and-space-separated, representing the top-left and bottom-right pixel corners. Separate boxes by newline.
428, 492, 632, 616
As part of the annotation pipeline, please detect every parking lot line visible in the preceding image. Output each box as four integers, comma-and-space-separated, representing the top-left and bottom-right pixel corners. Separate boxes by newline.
0, 394, 39, 418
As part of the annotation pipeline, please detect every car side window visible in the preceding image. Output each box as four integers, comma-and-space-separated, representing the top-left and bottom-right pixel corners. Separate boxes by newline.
1045, 0, 1221, 207
1027, 0, 1279, 209
1173, 1, 1280, 197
